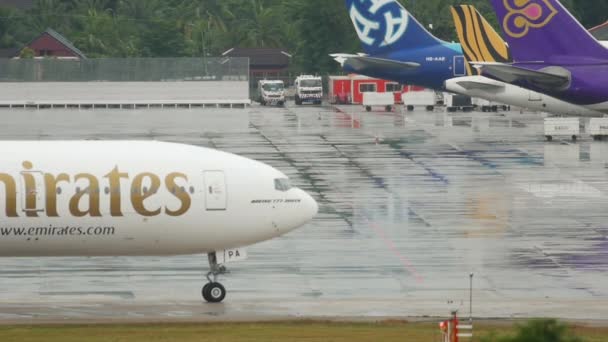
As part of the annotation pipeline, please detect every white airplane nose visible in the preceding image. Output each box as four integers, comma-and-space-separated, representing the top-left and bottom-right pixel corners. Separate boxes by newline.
277, 188, 318, 234
302, 191, 319, 221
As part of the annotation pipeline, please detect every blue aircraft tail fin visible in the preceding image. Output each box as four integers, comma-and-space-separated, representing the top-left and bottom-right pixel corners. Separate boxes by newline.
346, 0, 443, 56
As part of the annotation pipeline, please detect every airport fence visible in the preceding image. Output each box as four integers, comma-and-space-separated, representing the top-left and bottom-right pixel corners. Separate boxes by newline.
0, 57, 249, 82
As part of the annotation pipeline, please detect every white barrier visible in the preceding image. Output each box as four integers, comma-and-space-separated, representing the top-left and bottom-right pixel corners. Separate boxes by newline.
0, 81, 250, 108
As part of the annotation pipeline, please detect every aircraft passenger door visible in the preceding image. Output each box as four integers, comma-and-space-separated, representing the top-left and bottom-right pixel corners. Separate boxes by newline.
20, 171, 45, 213
204, 171, 227, 211
453, 56, 466, 76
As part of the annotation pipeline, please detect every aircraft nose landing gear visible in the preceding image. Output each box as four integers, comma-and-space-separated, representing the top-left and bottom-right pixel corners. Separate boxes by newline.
203, 252, 227, 303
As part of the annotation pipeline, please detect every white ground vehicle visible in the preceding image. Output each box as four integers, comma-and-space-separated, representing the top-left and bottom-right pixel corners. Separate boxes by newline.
445, 93, 474, 112
363, 92, 394, 112
402, 90, 436, 111
295, 75, 323, 105
544, 118, 580, 141
589, 118, 608, 141
258, 80, 285, 106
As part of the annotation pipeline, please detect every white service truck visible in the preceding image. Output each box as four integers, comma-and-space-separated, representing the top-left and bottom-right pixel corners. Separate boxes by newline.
363, 92, 394, 112
295, 75, 323, 105
544, 117, 580, 141
589, 118, 608, 141
402, 89, 436, 111
258, 80, 285, 106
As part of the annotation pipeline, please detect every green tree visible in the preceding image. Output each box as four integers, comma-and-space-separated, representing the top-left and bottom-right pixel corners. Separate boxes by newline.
287, 0, 359, 75
19, 47, 35, 58
574, 1, 608, 28
140, 18, 186, 57
27, 0, 71, 33
231, 0, 285, 48
72, 8, 115, 57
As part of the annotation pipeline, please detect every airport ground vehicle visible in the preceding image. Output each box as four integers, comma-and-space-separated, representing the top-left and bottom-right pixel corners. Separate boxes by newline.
363, 92, 394, 112
258, 80, 285, 107
0, 141, 318, 303
544, 118, 580, 141
589, 118, 608, 141
445, 94, 474, 112
402, 89, 436, 111
295, 75, 323, 105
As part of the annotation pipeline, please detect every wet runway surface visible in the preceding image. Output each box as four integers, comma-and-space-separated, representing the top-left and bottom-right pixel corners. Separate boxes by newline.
0, 105, 607, 322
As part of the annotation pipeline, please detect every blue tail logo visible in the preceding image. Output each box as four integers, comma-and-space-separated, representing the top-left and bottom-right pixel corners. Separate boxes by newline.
346, 0, 443, 55
349, 0, 409, 48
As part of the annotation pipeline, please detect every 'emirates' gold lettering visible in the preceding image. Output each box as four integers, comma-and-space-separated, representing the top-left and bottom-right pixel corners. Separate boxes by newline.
0, 162, 195, 218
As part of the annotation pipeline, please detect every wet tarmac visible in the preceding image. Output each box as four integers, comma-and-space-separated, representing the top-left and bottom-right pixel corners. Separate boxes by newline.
0, 104, 607, 323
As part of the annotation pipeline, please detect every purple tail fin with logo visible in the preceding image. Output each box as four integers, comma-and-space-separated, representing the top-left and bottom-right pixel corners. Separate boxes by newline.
490, 0, 608, 62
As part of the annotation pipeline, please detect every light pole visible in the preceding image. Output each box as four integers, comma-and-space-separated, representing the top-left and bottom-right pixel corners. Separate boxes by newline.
469, 273, 474, 323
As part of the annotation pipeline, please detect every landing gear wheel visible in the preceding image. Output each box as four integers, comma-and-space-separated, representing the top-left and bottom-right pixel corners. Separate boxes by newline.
202, 252, 228, 303
202, 282, 226, 303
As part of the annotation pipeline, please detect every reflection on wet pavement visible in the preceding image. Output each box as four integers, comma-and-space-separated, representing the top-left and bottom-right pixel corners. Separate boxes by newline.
0, 105, 607, 321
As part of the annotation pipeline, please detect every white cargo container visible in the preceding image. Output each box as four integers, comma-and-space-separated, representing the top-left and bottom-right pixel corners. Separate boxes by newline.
588, 118, 608, 140
362, 92, 395, 112
401, 90, 436, 111
544, 117, 580, 141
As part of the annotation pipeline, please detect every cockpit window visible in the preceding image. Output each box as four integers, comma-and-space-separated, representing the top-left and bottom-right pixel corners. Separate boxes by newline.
274, 178, 292, 192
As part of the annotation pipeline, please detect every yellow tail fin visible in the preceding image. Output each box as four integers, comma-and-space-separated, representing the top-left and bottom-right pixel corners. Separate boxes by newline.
450, 5, 512, 76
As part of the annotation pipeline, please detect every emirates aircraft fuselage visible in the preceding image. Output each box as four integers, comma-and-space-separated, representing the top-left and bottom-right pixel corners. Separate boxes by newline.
0, 141, 318, 257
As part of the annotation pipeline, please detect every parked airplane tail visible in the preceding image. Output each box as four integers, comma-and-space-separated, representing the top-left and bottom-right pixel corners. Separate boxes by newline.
345, 0, 443, 56
489, 0, 608, 62
450, 5, 512, 70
